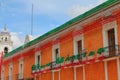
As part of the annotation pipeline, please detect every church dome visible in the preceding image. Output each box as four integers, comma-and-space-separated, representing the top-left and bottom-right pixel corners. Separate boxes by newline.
0, 27, 10, 35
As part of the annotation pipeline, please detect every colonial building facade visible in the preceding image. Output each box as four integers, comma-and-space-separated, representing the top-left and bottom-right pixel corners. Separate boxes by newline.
1, 0, 120, 80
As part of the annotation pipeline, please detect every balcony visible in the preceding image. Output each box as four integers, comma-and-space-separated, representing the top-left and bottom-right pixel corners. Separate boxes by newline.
31, 45, 120, 74
6, 75, 12, 80
104, 45, 120, 58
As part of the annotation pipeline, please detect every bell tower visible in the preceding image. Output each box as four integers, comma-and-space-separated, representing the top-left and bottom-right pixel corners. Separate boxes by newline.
0, 27, 13, 54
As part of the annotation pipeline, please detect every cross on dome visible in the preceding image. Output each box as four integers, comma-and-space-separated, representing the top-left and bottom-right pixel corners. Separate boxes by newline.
2, 25, 8, 32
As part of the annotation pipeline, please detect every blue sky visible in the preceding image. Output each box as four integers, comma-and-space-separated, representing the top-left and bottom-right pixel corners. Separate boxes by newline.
0, 0, 107, 48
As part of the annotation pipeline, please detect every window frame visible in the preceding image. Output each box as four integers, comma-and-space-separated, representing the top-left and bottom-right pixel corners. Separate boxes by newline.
19, 58, 24, 79
52, 43, 60, 61
35, 51, 41, 65
102, 21, 118, 55
1, 66, 4, 80
9, 63, 13, 80
73, 34, 84, 55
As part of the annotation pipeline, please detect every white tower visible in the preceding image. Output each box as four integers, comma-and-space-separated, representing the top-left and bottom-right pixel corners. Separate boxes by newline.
0, 27, 13, 54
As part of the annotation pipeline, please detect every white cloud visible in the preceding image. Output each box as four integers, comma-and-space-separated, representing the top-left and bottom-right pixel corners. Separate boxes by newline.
8, 0, 107, 17
68, 5, 94, 18
10, 32, 38, 49
10, 32, 24, 49
68, 0, 107, 18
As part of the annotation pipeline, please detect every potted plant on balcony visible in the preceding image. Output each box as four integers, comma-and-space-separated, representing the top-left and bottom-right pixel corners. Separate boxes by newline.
70, 55, 75, 63
36, 64, 41, 72
55, 57, 64, 70
45, 62, 51, 72
40, 65, 45, 73
81, 50, 87, 64
64, 54, 71, 68
77, 53, 82, 63
70, 55, 78, 66
88, 51, 95, 63
32, 64, 36, 73
97, 47, 105, 56
97, 47, 105, 60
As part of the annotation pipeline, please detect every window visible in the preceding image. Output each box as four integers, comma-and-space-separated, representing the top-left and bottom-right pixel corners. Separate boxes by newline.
55, 48, 59, 60
108, 28, 116, 55
9, 63, 13, 80
4, 47, 8, 53
20, 64, 22, 73
35, 52, 41, 65
52, 44, 60, 61
73, 35, 84, 55
37, 55, 40, 64
20, 64, 23, 78
2, 70, 4, 80
1, 37, 3, 41
5, 37, 7, 41
19, 58, 23, 79
1, 66, 4, 80
102, 21, 118, 56
77, 40, 82, 54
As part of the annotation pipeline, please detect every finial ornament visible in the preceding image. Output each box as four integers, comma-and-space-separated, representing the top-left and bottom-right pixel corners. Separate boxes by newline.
2, 24, 7, 32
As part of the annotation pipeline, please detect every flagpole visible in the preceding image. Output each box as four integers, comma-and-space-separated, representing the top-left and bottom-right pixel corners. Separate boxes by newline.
31, 4, 33, 35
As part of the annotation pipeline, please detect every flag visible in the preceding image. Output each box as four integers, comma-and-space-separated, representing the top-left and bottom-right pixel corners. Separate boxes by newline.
0, 52, 4, 75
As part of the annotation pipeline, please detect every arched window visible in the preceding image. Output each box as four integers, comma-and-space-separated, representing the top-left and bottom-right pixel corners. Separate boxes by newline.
4, 47, 8, 53
5, 37, 7, 41
1, 37, 3, 41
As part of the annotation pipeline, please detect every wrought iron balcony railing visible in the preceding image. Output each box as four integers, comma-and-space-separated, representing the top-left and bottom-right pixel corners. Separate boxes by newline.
31, 45, 120, 74
104, 45, 120, 58
16, 73, 24, 80
6, 75, 12, 80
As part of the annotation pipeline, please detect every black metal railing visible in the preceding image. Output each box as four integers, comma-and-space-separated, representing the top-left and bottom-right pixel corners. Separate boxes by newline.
6, 75, 12, 80
16, 73, 24, 80
104, 45, 120, 57
25, 78, 34, 80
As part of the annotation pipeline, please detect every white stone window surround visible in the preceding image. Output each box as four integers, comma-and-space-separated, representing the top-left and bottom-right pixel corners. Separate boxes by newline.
35, 51, 41, 65
52, 43, 60, 61
102, 21, 118, 56
9, 63, 13, 80
19, 58, 24, 79
1, 66, 4, 80
73, 34, 84, 55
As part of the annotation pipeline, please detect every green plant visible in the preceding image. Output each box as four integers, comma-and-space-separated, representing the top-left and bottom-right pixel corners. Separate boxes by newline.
46, 62, 51, 67
74, 55, 78, 60
77, 53, 83, 58
70, 55, 76, 63
41, 65, 45, 69
89, 51, 95, 56
65, 56, 71, 61
97, 48, 105, 54
56, 57, 64, 64
32, 64, 36, 71
37, 64, 41, 70
82, 52, 87, 57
